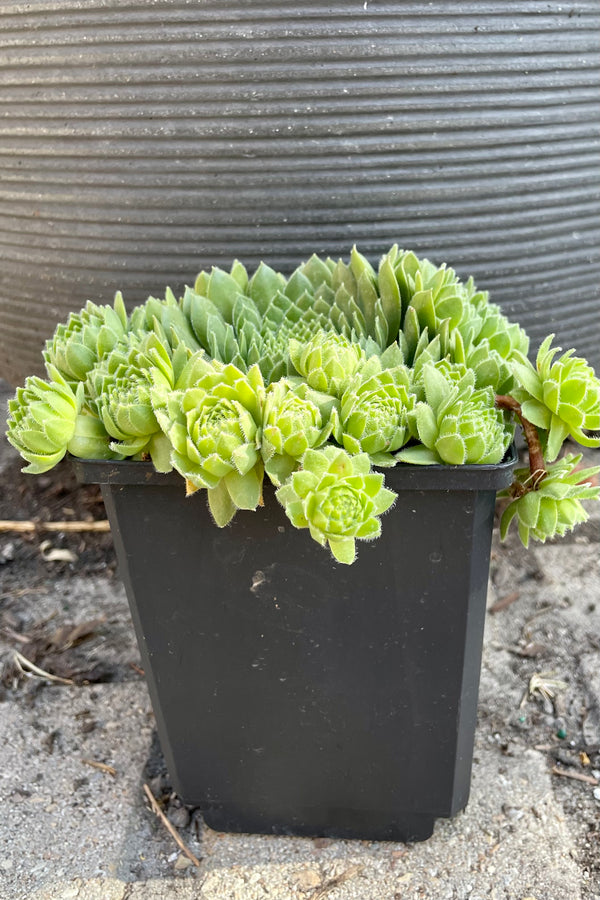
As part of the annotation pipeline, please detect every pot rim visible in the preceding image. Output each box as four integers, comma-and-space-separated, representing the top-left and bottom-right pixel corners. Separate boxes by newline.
71, 443, 517, 492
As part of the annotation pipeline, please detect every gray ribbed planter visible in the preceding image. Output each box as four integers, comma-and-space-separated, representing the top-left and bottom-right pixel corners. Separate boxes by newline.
1, 1, 599, 384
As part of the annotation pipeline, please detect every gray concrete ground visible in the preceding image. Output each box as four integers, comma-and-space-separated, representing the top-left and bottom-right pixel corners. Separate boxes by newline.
1, 379, 599, 900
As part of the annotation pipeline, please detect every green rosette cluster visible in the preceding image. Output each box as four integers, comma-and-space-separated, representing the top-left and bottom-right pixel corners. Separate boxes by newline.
499, 455, 600, 547
180, 259, 333, 383
87, 333, 183, 471
336, 366, 413, 466
511, 335, 600, 461
7, 366, 116, 473
260, 380, 337, 486
7, 242, 600, 562
44, 293, 128, 383
151, 355, 265, 526
397, 364, 510, 466
289, 332, 366, 396
275, 447, 397, 564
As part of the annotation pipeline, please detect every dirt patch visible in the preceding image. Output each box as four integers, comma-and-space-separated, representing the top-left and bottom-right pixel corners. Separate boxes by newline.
484, 501, 600, 896
1, 436, 599, 894
0, 454, 116, 590
0, 453, 135, 694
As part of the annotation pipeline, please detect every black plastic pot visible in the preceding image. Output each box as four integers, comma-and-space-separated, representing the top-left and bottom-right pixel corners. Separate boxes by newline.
74, 448, 516, 842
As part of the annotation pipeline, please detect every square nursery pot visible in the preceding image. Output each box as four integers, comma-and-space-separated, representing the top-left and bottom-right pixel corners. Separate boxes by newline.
74, 448, 516, 843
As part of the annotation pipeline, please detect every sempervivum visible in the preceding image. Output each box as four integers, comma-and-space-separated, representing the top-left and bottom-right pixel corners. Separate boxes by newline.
44, 293, 128, 384
151, 355, 265, 526
7, 366, 116, 473
511, 335, 600, 461
87, 334, 182, 472
260, 380, 337, 486
289, 331, 366, 397
499, 454, 600, 546
397, 364, 510, 466
275, 446, 396, 564
336, 366, 414, 466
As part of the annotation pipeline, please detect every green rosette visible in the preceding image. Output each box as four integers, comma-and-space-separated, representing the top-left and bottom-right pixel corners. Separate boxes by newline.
289, 331, 366, 397
499, 454, 600, 547
511, 335, 600, 461
337, 366, 414, 466
7, 365, 117, 473
151, 355, 265, 526
261, 380, 337, 486
397, 364, 510, 466
87, 333, 183, 472
44, 293, 128, 384
275, 446, 397, 564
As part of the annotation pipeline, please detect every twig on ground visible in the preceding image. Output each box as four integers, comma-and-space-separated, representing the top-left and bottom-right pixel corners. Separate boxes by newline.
311, 864, 364, 899
13, 650, 74, 685
82, 758, 117, 777
489, 591, 520, 614
1, 627, 30, 644
142, 783, 201, 868
551, 766, 599, 786
0, 519, 110, 533
129, 662, 145, 676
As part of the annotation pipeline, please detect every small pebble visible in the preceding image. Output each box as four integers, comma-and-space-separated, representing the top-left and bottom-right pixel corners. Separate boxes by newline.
295, 869, 322, 891
168, 805, 191, 829
148, 774, 168, 796
0, 542, 15, 564
593, 787, 600, 802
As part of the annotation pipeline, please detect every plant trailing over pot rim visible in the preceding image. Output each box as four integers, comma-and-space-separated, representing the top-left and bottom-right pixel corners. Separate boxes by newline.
6, 244, 600, 560
6, 244, 600, 844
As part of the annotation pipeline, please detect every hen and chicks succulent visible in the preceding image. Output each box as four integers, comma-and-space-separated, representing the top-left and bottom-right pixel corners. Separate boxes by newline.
6, 245, 599, 562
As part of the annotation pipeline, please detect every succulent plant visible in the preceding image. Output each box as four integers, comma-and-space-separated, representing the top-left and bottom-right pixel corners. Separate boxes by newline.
397, 364, 510, 466
129, 288, 201, 353
181, 262, 334, 383
275, 446, 397, 564
6, 366, 116, 473
87, 333, 182, 471
410, 355, 474, 403
289, 331, 366, 397
44, 293, 128, 384
260, 380, 337, 486
510, 335, 600, 461
6, 243, 599, 562
499, 454, 600, 546
151, 355, 265, 526
336, 366, 414, 466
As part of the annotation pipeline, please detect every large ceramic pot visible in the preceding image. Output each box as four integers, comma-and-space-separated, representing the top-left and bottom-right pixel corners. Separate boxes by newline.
1, 2, 598, 384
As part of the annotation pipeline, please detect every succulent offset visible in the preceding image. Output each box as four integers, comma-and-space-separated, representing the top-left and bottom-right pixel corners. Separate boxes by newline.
6, 243, 600, 562
44, 294, 128, 384
260, 380, 337, 486
337, 366, 413, 466
7, 366, 118, 473
275, 446, 397, 564
499, 455, 600, 546
151, 355, 265, 526
87, 333, 179, 472
397, 364, 511, 466
510, 335, 600, 460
